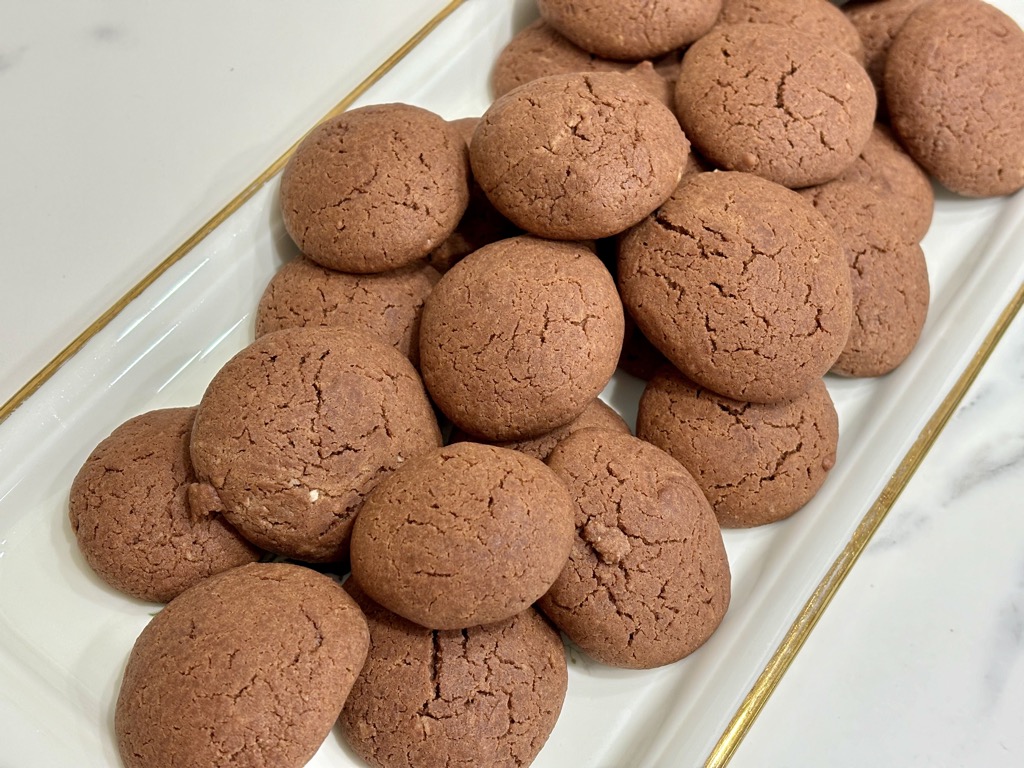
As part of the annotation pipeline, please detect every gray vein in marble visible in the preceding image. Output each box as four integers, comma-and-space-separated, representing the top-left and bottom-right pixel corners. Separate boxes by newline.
0, 47, 26, 74
868, 504, 933, 554
91, 25, 124, 43
982, 555, 1024, 713
949, 439, 1024, 501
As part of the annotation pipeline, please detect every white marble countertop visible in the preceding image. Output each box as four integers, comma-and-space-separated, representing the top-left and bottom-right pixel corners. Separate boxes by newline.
1, 1, 1022, 766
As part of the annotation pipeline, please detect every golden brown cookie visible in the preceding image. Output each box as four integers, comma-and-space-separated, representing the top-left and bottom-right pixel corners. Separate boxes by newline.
280, 103, 469, 273
68, 407, 260, 603
340, 581, 567, 768
885, 0, 1024, 196
189, 327, 441, 563
719, 0, 866, 65
449, 398, 631, 462
116, 563, 369, 768
637, 370, 839, 527
675, 23, 876, 188
471, 72, 688, 240
800, 181, 929, 376
420, 236, 624, 441
255, 257, 440, 366
350, 442, 575, 630
537, 0, 723, 60
618, 172, 853, 403
540, 429, 731, 668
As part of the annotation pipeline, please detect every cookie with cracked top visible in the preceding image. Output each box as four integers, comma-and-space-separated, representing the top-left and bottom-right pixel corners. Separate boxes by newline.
471, 72, 689, 241
536, 0, 722, 60
618, 171, 853, 404
637, 368, 839, 527
718, 0, 866, 65
339, 581, 567, 768
844, 0, 928, 114
448, 397, 631, 462
540, 429, 730, 668
420, 235, 623, 441
884, 0, 1024, 197
116, 562, 370, 768
255, 256, 440, 367
189, 326, 441, 563
280, 103, 470, 273
349, 442, 575, 630
800, 181, 929, 376
69, 407, 261, 603
675, 23, 876, 188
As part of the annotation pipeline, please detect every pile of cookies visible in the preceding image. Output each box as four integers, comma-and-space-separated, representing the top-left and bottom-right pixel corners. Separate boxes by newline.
67, 0, 1024, 765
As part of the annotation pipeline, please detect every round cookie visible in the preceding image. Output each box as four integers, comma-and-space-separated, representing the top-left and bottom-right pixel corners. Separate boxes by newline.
189, 327, 441, 563
491, 19, 635, 98
844, 0, 928, 102
675, 23, 876, 188
884, 0, 1024, 197
340, 581, 567, 768
718, 0, 866, 65
471, 72, 689, 241
450, 398, 631, 462
428, 117, 520, 274
800, 181, 929, 377
832, 124, 934, 241
280, 103, 470, 273
350, 442, 575, 629
618, 171, 853, 403
537, 0, 723, 60
541, 430, 731, 668
420, 236, 624, 441
255, 257, 441, 366
69, 407, 261, 603
637, 369, 840, 527
116, 563, 370, 768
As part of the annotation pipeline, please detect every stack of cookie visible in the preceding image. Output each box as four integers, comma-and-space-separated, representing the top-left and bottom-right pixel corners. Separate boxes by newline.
69, 0, 1024, 766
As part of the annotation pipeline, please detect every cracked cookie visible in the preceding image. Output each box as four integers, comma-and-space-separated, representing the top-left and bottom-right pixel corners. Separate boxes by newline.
116, 562, 370, 768
470, 72, 688, 241
189, 326, 441, 563
844, 0, 928, 114
540, 429, 730, 668
618, 171, 853, 403
69, 407, 260, 603
832, 123, 934, 241
449, 397, 631, 462
801, 181, 929, 376
536, 0, 722, 60
280, 103, 470, 273
884, 0, 1024, 197
349, 442, 575, 630
419, 235, 623, 441
718, 0, 866, 65
637, 368, 839, 527
340, 581, 567, 768
675, 23, 876, 188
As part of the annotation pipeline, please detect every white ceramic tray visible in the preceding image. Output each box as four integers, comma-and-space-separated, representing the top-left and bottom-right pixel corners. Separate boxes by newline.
1, 0, 1022, 765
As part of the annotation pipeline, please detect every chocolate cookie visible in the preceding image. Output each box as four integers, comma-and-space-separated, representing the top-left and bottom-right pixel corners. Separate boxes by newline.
719, 0, 866, 65
537, 0, 723, 60
801, 181, 929, 376
833, 124, 934, 241
471, 72, 688, 240
427, 117, 520, 274
340, 582, 567, 768
350, 442, 575, 629
617, 314, 670, 381
450, 398, 631, 462
675, 24, 876, 188
844, 0, 928, 105
618, 172, 853, 403
116, 563, 370, 768
885, 0, 1024, 196
637, 369, 839, 527
420, 236, 623, 440
280, 103, 469, 273
189, 327, 441, 562
68, 407, 260, 603
491, 19, 635, 98
541, 429, 731, 668
255, 257, 440, 366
